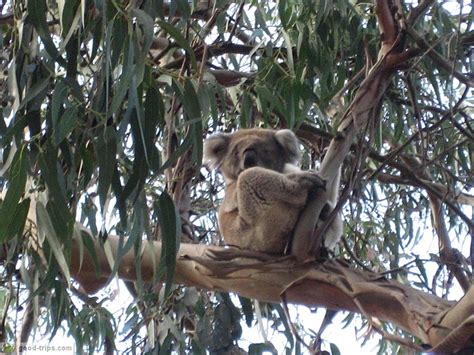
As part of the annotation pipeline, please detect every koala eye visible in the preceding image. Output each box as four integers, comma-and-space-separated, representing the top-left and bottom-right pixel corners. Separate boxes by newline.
243, 149, 258, 169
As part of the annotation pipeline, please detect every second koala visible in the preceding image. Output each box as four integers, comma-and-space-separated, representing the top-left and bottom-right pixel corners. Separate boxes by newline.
204, 128, 342, 254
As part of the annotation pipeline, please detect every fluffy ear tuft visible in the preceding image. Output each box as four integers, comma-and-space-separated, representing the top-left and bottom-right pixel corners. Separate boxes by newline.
275, 129, 301, 165
203, 133, 231, 169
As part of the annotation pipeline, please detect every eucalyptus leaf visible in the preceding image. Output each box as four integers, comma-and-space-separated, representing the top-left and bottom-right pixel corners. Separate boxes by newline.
27, 0, 66, 66
158, 20, 197, 70
97, 127, 117, 211
0, 147, 28, 243
157, 190, 181, 298
36, 202, 71, 287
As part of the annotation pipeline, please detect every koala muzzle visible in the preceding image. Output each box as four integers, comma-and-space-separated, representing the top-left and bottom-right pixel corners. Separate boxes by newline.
243, 149, 258, 169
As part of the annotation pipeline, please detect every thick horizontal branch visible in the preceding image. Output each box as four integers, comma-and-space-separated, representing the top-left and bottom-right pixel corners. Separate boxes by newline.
70, 234, 474, 353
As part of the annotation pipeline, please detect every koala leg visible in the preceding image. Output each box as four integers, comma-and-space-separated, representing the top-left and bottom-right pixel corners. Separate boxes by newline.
323, 212, 343, 250
236, 167, 325, 224
319, 202, 343, 250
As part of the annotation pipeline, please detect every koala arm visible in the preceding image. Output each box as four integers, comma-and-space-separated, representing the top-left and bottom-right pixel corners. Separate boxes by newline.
236, 167, 325, 224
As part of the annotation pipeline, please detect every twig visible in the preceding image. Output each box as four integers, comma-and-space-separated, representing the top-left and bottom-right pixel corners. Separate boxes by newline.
367, 87, 469, 181
405, 26, 473, 87
227, 0, 245, 44
352, 297, 426, 352
280, 293, 313, 352
406, 0, 435, 26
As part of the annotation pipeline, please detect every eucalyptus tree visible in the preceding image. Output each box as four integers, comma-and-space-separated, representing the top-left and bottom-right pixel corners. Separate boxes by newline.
0, 0, 473, 353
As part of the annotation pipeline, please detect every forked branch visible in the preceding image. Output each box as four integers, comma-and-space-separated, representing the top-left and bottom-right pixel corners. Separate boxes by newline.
291, 0, 406, 259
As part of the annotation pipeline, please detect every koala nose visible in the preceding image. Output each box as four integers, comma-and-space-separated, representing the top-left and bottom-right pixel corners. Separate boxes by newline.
243, 149, 258, 169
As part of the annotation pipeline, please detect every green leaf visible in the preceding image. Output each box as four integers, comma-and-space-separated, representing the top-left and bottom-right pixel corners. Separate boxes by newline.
30, 253, 58, 297
90, 16, 103, 61
50, 280, 67, 339
0, 147, 28, 243
158, 20, 197, 71
248, 342, 278, 355
144, 86, 165, 169
274, 304, 294, 348
60, 0, 80, 36
36, 202, 71, 286
73, 226, 97, 278
415, 257, 428, 286
27, 0, 66, 67
132, 8, 154, 62
96, 127, 117, 211
176, 0, 191, 20
51, 81, 69, 128
278, 1, 292, 29
18, 77, 50, 111
110, 201, 145, 283
329, 343, 341, 355
183, 79, 202, 121
109, 62, 135, 117
238, 296, 254, 327
144, 85, 165, 129
55, 106, 78, 145
38, 147, 74, 240
182, 79, 203, 164
192, 122, 203, 166
157, 190, 181, 298
109, 17, 127, 69
5, 198, 31, 241
159, 131, 194, 172
159, 333, 174, 355
132, 10, 154, 88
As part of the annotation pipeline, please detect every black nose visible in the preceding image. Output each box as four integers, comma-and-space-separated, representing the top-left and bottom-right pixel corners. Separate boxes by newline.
243, 149, 258, 168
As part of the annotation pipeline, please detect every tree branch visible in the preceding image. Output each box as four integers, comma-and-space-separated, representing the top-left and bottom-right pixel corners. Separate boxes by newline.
70, 233, 474, 353
405, 27, 474, 87
291, 0, 404, 259
376, 173, 474, 206
400, 156, 472, 292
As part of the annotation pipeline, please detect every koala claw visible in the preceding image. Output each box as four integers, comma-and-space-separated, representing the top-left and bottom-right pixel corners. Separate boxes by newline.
287, 171, 326, 190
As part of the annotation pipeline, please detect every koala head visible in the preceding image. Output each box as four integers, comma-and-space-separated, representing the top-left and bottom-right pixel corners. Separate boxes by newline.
203, 128, 301, 181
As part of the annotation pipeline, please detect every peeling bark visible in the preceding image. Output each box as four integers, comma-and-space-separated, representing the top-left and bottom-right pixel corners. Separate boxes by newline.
70, 234, 474, 353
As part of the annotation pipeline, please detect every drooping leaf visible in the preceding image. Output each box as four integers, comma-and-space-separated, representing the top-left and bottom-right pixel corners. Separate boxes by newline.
36, 202, 71, 286
329, 343, 341, 355
0, 147, 28, 243
157, 190, 181, 298
27, 0, 67, 67
238, 296, 254, 327
51, 80, 69, 128
96, 126, 117, 211
158, 20, 197, 70
55, 106, 78, 145
38, 147, 74, 241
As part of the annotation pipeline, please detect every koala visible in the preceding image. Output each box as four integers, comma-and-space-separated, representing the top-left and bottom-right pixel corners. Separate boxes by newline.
203, 128, 342, 254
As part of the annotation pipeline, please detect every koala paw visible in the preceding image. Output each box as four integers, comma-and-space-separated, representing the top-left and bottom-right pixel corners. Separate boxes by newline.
287, 171, 326, 191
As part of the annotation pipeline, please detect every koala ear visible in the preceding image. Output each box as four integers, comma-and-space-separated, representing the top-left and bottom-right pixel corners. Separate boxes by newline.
275, 129, 301, 165
203, 133, 231, 169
